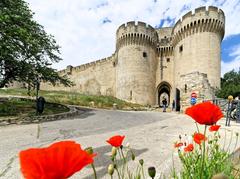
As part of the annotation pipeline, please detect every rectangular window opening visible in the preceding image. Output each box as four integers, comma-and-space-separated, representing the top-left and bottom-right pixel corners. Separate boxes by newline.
143, 52, 147, 58
179, 45, 183, 52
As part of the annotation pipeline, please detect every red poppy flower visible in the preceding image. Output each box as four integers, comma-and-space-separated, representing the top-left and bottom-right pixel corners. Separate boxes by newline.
106, 135, 125, 147
209, 125, 221, 132
19, 141, 96, 179
193, 133, 207, 145
185, 102, 223, 125
184, 144, 194, 152
174, 142, 183, 148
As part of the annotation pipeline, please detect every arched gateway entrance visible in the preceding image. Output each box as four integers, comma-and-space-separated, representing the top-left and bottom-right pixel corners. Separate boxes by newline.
157, 82, 171, 107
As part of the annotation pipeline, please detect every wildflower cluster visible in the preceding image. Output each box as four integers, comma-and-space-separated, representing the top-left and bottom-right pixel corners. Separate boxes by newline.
173, 102, 238, 179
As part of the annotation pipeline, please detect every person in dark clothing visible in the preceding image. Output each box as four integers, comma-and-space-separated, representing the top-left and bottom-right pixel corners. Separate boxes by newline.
37, 96, 46, 114
162, 98, 167, 112
172, 100, 175, 111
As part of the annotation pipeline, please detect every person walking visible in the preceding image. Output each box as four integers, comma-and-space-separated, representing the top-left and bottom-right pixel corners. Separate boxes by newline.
162, 97, 167, 112
172, 99, 175, 111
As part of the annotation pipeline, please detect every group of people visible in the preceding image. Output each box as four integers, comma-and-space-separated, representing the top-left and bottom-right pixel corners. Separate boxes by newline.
161, 97, 176, 112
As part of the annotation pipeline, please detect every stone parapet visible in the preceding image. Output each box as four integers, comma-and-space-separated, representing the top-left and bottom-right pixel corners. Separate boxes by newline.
172, 6, 225, 46
116, 21, 158, 50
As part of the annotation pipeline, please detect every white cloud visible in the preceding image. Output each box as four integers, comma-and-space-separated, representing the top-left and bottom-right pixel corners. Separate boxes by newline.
230, 44, 240, 57
221, 58, 240, 76
25, 0, 240, 71
221, 43, 240, 76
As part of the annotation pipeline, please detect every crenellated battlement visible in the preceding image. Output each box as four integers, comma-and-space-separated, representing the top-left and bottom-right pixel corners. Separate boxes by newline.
172, 6, 225, 46
58, 53, 116, 75
116, 21, 156, 36
116, 21, 158, 50
157, 46, 174, 56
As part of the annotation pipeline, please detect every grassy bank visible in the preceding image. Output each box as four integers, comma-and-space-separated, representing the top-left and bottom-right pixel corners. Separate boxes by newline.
0, 98, 69, 118
0, 88, 141, 109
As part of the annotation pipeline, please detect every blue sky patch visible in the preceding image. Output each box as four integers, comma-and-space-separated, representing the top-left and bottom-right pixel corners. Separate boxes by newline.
221, 34, 240, 62
155, 17, 175, 28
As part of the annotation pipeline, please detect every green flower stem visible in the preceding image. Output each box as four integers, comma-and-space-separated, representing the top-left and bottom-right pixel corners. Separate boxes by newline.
227, 131, 233, 152
115, 166, 122, 179
234, 133, 239, 151
141, 165, 146, 179
120, 148, 126, 163
91, 163, 97, 179
200, 125, 207, 179
223, 128, 227, 150
195, 122, 200, 133
120, 148, 127, 178
118, 149, 122, 160
117, 148, 125, 178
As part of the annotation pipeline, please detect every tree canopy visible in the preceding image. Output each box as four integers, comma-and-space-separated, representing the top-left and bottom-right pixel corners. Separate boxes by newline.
216, 69, 240, 98
0, 0, 73, 88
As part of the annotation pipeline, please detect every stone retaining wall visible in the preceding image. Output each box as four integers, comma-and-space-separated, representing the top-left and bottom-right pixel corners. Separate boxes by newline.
0, 97, 84, 126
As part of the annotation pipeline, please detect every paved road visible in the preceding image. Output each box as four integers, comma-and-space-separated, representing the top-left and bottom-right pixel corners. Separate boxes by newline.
0, 108, 177, 178
0, 108, 238, 178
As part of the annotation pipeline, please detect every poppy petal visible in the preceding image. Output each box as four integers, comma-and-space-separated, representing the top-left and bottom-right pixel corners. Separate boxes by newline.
186, 102, 223, 125
209, 125, 221, 132
19, 141, 96, 179
184, 144, 194, 152
193, 133, 207, 145
106, 135, 125, 147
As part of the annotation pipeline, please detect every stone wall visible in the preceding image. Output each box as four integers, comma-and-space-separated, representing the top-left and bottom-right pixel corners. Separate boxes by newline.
41, 54, 116, 96
178, 71, 216, 110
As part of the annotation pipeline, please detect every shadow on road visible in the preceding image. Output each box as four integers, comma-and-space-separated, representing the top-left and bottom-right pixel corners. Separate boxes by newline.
75, 108, 96, 119
82, 145, 148, 179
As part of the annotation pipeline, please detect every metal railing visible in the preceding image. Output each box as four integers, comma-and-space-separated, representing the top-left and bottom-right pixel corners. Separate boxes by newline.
202, 98, 240, 126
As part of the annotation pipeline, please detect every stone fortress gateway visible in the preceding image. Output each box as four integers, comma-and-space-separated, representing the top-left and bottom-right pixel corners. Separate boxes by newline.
42, 6, 225, 109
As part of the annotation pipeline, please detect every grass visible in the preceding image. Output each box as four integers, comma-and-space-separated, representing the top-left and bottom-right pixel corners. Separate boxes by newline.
0, 98, 69, 118
0, 88, 142, 109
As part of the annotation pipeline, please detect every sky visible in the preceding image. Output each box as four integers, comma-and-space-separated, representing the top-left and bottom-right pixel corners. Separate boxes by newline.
25, 0, 240, 76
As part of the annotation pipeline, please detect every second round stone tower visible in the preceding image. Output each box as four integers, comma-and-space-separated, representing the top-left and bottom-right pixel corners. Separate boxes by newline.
172, 6, 225, 90
115, 21, 159, 105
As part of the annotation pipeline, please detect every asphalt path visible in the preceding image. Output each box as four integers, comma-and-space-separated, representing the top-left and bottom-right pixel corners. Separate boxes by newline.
0, 108, 175, 178
0, 108, 237, 179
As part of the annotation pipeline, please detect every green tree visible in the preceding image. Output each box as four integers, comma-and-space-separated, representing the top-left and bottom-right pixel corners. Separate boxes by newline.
0, 0, 73, 88
216, 69, 240, 98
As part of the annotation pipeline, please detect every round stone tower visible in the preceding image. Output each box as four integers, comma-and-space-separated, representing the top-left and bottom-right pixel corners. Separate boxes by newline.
116, 21, 158, 105
172, 6, 225, 90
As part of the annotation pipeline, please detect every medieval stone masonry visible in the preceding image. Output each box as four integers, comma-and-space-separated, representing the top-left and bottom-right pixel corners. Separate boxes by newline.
42, 6, 225, 109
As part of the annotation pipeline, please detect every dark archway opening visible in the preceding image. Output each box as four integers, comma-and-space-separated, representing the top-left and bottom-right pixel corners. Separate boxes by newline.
158, 83, 171, 107
175, 88, 181, 111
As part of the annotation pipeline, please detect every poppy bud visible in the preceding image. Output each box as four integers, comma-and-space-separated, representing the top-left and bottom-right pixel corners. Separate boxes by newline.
236, 132, 239, 137
108, 164, 114, 176
179, 135, 182, 140
131, 152, 135, 161
111, 155, 115, 162
85, 147, 93, 155
139, 159, 144, 166
148, 166, 156, 178
111, 147, 117, 156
